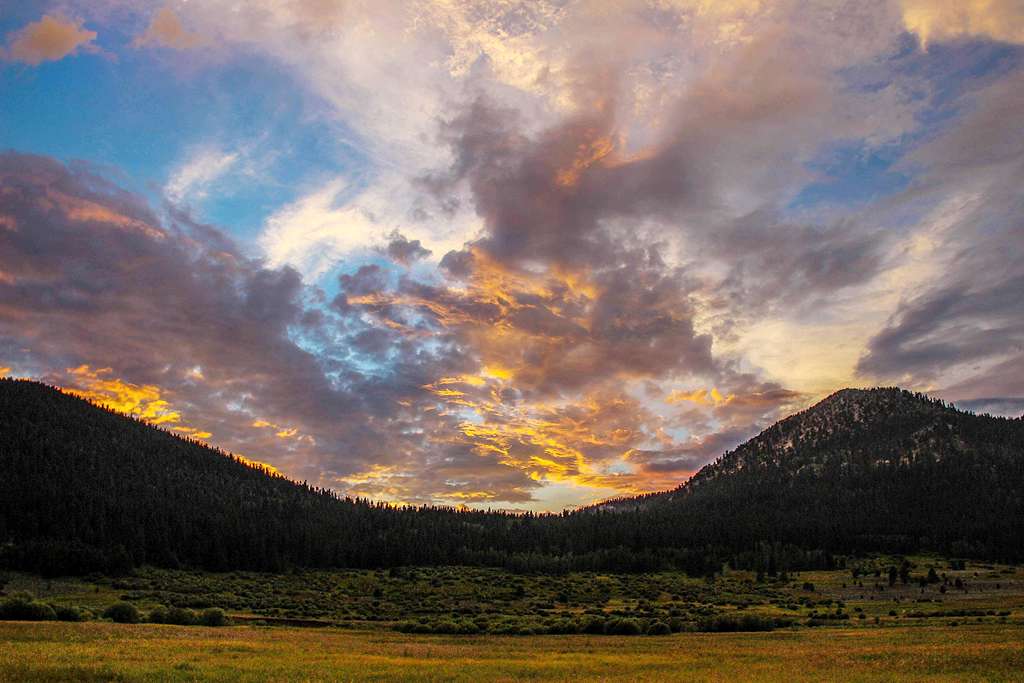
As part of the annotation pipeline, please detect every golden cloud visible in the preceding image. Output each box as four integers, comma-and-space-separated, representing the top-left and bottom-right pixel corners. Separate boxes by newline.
64, 365, 183, 426
60, 366, 298, 474
233, 453, 282, 476
421, 372, 676, 500
666, 387, 734, 406
902, 0, 1024, 47
251, 418, 313, 443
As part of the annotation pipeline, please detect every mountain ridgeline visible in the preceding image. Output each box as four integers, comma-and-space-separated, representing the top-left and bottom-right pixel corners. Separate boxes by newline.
0, 379, 1022, 577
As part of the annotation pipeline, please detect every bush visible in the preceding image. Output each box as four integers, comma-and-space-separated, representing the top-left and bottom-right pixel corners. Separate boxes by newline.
166, 606, 196, 625
53, 605, 86, 622
700, 614, 776, 632
0, 594, 56, 621
604, 617, 643, 635
579, 616, 606, 634
103, 602, 140, 624
148, 606, 169, 623
646, 621, 672, 636
199, 607, 228, 627
667, 617, 687, 633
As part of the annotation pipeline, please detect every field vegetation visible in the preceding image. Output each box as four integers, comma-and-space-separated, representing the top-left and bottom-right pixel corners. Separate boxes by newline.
2, 555, 1021, 638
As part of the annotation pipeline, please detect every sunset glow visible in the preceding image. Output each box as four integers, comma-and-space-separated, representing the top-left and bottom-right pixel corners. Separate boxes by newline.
1, 0, 1022, 510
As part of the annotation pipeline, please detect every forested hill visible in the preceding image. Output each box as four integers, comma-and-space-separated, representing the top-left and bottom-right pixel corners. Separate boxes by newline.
611, 388, 1024, 561
0, 379, 541, 575
1, 379, 1022, 577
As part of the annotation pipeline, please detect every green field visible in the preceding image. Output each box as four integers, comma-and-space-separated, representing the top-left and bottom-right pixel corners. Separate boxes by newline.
2, 621, 1023, 682
2, 557, 1023, 680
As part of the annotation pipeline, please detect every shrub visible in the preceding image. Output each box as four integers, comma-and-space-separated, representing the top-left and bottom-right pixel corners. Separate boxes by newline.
700, 614, 776, 632
53, 605, 85, 622
199, 607, 228, 627
579, 616, 606, 634
667, 617, 687, 633
103, 602, 140, 624
148, 606, 169, 623
166, 606, 196, 625
604, 617, 643, 635
646, 621, 672, 636
0, 594, 56, 621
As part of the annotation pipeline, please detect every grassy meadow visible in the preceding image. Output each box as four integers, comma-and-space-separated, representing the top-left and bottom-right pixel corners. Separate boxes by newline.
2, 621, 1023, 682
2, 556, 1023, 680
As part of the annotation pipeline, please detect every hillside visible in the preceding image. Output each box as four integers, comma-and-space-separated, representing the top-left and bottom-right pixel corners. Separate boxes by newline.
1, 380, 1022, 577
631, 388, 1024, 561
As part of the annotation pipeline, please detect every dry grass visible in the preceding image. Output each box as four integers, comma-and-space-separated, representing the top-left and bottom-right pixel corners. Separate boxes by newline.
2, 621, 1023, 682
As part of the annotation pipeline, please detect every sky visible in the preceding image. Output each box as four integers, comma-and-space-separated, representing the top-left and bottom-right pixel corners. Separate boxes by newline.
1, 0, 1022, 511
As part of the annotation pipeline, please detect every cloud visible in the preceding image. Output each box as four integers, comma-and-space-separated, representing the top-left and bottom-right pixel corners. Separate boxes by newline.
0, 151, 566, 505
165, 147, 239, 205
4, 14, 97, 65
953, 397, 1024, 418
258, 178, 374, 279
133, 6, 205, 50
7, 0, 1024, 509
857, 71, 1024, 394
901, 0, 1024, 48
383, 231, 432, 266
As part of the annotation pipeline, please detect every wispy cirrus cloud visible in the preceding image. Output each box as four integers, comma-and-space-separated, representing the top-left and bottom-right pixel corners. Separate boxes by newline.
165, 147, 239, 205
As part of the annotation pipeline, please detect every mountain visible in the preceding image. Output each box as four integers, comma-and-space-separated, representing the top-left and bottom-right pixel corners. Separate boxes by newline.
1, 379, 1022, 578
620, 388, 1024, 560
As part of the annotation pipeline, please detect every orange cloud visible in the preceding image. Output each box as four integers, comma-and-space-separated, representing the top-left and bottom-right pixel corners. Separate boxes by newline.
59, 367, 299, 474
233, 453, 282, 477
134, 7, 205, 50
421, 372, 672, 500
64, 365, 181, 425
5, 15, 96, 65
251, 418, 312, 443
666, 387, 735, 406
168, 425, 212, 439
62, 366, 210, 440
45, 189, 166, 240
555, 135, 615, 187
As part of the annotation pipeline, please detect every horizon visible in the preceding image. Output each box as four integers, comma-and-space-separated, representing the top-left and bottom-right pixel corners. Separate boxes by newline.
2, 1, 1023, 512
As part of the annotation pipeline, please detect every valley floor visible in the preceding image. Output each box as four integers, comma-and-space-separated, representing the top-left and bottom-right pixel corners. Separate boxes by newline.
2, 620, 1023, 682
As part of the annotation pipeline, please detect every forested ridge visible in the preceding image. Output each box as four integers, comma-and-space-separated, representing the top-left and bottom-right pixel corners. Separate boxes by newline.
1, 379, 1021, 577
